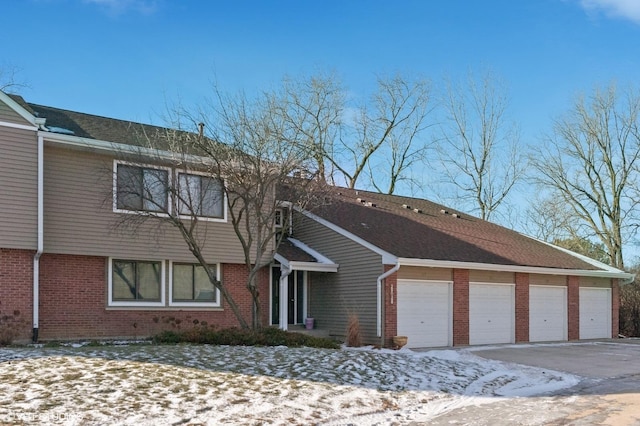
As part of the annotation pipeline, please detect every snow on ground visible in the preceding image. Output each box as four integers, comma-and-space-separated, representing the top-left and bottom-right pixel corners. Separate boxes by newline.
0, 343, 579, 425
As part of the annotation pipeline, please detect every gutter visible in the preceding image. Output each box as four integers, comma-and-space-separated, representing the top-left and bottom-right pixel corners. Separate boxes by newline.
377, 261, 400, 339
33, 133, 44, 342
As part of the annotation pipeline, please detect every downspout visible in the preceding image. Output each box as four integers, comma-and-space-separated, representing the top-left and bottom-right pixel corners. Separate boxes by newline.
33, 134, 44, 342
377, 262, 400, 342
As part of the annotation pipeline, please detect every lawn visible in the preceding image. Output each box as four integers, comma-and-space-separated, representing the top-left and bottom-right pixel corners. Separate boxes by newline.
0, 343, 578, 425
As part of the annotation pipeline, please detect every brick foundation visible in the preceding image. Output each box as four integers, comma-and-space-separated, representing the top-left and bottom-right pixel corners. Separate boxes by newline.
515, 272, 529, 342
0, 249, 34, 342
453, 269, 470, 346
567, 276, 580, 340
38, 253, 269, 340
383, 265, 398, 347
612, 278, 620, 338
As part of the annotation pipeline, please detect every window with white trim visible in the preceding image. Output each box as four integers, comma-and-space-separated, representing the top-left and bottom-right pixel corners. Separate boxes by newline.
177, 173, 224, 219
110, 259, 164, 306
115, 163, 169, 213
170, 262, 221, 306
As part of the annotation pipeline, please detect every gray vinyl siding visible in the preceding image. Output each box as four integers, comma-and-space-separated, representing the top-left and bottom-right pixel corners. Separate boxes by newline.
0, 100, 31, 126
0, 125, 38, 249
294, 213, 382, 344
43, 145, 246, 263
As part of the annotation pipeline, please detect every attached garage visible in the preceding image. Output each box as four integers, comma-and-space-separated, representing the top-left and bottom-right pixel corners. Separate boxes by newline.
469, 283, 514, 345
529, 285, 567, 342
579, 287, 611, 339
396, 280, 452, 348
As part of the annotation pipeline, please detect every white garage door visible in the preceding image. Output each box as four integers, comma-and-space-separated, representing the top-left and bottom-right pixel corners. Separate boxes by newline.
529, 286, 567, 342
580, 287, 611, 339
397, 280, 452, 348
470, 283, 514, 345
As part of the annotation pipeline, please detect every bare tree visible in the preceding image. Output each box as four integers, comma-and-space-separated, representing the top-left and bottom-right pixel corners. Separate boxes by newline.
278, 72, 344, 184
530, 83, 640, 269
437, 71, 524, 220
114, 86, 317, 330
0, 64, 27, 93
279, 73, 433, 193
338, 74, 433, 192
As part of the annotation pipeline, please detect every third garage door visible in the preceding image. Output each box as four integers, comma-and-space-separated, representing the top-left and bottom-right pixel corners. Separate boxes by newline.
529, 285, 567, 342
397, 280, 452, 348
470, 283, 515, 345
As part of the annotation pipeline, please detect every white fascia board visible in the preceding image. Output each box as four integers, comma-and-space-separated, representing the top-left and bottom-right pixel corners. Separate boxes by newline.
39, 131, 212, 166
0, 91, 37, 126
0, 120, 38, 131
295, 207, 397, 264
288, 261, 338, 273
397, 257, 634, 280
287, 237, 336, 265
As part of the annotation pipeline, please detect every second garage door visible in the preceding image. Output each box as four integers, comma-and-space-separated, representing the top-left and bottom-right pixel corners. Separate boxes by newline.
579, 287, 611, 339
397, 280, 452, 348
470, 283, 515, 345
529, 285, 567, 342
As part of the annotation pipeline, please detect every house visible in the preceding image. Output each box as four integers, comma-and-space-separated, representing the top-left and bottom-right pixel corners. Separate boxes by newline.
0, 90, 633, 347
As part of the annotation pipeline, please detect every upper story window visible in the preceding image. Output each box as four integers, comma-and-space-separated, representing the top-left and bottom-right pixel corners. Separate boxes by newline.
177, 173, 224, 219
115, 163, 169, 213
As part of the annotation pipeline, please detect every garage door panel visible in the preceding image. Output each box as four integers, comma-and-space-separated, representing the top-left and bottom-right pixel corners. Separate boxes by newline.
397, 280, 451, 348
580, 288, 611, 339
470, 283, 514, 345
530, 286, 567, 342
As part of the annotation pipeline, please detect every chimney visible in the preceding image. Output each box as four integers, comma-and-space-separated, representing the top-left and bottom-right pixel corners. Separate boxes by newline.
198, 122, 205, 137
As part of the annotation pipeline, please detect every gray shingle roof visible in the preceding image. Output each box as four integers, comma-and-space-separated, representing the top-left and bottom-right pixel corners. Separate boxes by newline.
307, 187, 601, 271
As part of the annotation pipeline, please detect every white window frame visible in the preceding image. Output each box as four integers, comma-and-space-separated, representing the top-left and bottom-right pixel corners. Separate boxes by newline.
169, 261, 222, 307
113, 160, 172, 216
108, 257, 166, 307
176, 170, 227, 222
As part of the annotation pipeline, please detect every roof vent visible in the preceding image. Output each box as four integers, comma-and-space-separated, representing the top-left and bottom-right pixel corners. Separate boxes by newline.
413, 208, 423, 214
357, 197, 365, 203
402, 204, 411, 209
452, 213, 460, 218
440, 209, 449, 215
365, 202, 377, 207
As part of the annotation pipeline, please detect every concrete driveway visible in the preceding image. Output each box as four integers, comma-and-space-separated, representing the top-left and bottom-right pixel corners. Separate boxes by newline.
426, 340, 640, 425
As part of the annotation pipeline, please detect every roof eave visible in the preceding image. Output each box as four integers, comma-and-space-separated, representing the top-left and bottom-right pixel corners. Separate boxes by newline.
396, 257, 634, 281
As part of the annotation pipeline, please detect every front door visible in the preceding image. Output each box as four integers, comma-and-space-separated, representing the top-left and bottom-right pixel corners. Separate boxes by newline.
271, 267, 306, 325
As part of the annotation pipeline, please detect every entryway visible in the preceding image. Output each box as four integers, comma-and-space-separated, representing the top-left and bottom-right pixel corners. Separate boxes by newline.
271, 267, 307, 326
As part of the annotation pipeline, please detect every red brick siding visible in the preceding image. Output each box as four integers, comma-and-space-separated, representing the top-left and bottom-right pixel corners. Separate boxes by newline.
515, 272, 529, 342
567, 276, 580, 340
453, 269, 469, 346
0, 249, 34, 341
383, 265, 398, 347
38, 254, 269, 340
611, 278, 620, 338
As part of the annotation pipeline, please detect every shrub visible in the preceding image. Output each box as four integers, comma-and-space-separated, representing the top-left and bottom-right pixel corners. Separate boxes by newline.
620, 281, 640, 337
0, 309, 28, 346
345, 314, 362, 347
153, 326, 339, 349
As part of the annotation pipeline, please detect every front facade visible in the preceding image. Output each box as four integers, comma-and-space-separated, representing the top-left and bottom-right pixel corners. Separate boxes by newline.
0, 91, 632, 346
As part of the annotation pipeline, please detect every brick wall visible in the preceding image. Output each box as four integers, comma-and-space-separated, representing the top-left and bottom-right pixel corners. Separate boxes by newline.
383, 264, 398, 347
515, 272, 529, 342
453, 269, 469, 346
38, 253, 269, 340
611, 278, 620, 338
0, 249, 34, 342
567, 275, 580, 340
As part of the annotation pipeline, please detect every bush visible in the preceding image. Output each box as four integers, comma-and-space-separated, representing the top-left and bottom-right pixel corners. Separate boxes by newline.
620, 281, 640, 337
153, 326, 339, 349
345, 314, 362, 347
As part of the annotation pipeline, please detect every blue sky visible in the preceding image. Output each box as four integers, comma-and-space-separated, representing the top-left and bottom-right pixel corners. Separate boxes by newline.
3, 0, 640, 136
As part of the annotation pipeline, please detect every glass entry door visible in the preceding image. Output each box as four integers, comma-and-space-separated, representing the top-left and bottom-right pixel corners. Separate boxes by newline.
271, 267, 306, 325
